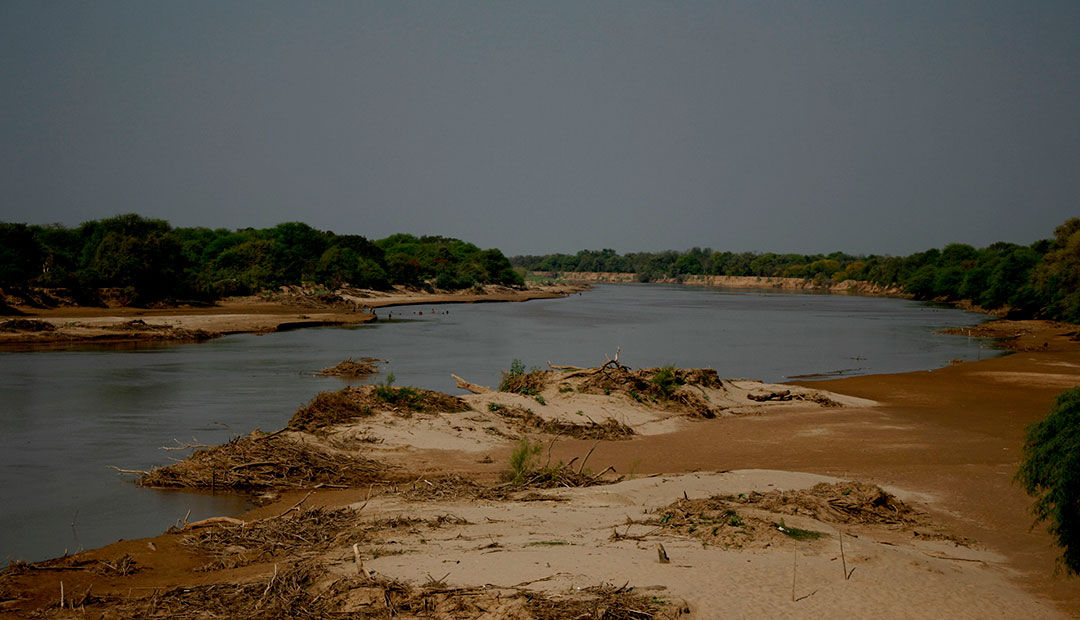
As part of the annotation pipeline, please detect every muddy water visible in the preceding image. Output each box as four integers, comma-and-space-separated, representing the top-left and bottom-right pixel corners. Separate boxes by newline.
0, 284, 997, 562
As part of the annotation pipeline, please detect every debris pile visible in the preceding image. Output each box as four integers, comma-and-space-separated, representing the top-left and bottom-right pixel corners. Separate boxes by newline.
316, 357, 381, 377
488, 403, 635, 440
139, 433, 394, 490
288, 385, 469, 432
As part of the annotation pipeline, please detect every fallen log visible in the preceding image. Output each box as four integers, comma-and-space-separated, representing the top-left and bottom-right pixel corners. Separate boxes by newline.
452, 374, 490, 394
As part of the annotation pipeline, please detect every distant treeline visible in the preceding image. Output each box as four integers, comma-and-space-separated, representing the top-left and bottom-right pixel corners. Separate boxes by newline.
513, 218, 1080, 323
0, 214, 522, 305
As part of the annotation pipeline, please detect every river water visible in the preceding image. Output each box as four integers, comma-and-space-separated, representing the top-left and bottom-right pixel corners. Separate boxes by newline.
0, 284, 998, 563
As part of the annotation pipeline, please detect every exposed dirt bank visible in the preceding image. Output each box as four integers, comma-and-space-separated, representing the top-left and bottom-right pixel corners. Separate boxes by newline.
540, 271, 905, 296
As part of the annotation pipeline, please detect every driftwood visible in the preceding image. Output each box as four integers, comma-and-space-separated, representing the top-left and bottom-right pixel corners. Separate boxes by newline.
452, 374, 490, 394
547, 362, 585, 371
548, 348, 628, 379
180, 517, 246, 531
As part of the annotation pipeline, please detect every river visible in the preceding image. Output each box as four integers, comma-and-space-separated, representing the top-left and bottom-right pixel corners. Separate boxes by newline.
0, 284, 998, 563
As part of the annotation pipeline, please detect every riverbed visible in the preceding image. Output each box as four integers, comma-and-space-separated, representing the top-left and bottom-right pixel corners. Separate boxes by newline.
0, 284, 997, 562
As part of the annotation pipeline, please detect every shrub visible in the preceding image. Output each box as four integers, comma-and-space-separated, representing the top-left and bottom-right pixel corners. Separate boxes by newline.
499, 359, 546, 396
503, 437, 543, 484
650, 365, 682, 399
372, 384, 426, 410
1016, 387, 1080, 574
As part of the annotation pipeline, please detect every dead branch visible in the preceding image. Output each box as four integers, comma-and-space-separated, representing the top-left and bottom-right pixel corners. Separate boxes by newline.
272, 490, 314, 519
451, 374, 490, 394
106, 466, 149, 476
547, 362, 585, 371
577, 440, 600, 475
590, 465, 616, 480
180, 516, 246, 531
161, 438, 210, 451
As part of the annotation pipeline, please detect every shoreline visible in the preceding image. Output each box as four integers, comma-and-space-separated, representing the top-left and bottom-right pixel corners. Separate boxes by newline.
1, 320, 1078, 617
0, 282, 588, 349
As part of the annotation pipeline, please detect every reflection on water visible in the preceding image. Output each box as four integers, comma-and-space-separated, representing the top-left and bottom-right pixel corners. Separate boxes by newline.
0, 284, 996, 562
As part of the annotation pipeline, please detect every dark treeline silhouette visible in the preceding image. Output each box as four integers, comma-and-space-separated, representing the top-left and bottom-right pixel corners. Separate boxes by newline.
0, 214, 522, 306
512, 218, 1080, 323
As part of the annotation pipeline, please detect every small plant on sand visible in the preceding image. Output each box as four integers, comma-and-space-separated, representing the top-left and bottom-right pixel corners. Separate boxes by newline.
499, 358, 546, 396
373, 373, 427, 410
503, 437, 544, 484
724, 509, 745, 527
775, 519, 826, 541
650, 365, 683, 399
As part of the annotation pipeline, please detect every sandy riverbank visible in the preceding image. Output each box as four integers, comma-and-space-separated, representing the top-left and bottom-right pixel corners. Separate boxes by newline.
0, 283, 587, 348
2, 320, 1078, 618
540, 271, 905, 296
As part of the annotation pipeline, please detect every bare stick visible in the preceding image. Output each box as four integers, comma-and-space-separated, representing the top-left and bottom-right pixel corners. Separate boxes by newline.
161, 438, 210, 451
840, 530, 850, 580
353, 543, 365, 576
590, 465, 616, 480
577, 440, 600, 475
657, 543, 670, 564
60, 581, 64, 609
106, 466, 149, 476
792, 544, 797, 602
543, 437, 557, 469
274, 490, 314, 519
261, 563, 278, 599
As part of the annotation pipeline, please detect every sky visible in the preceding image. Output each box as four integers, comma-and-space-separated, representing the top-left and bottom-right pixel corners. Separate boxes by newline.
1, 1, 1077, 257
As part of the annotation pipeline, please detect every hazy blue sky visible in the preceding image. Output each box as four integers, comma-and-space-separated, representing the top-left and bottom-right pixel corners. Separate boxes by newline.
1, 1, 1076, 256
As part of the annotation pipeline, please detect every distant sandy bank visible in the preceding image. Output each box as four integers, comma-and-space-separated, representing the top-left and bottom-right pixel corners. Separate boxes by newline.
543, 270, 905, 296
0, 282, 587, 348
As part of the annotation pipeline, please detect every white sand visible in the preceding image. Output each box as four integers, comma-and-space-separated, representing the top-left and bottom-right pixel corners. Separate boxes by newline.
331, 471, 1061, 619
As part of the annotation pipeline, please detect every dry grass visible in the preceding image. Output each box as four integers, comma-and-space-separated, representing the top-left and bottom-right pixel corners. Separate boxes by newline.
182, 507, 361, 571
646, 481, 938, 550
575, 366, 722, 418
727, 481, 925, 527
288, 389, 375, 431
315, 357, 380, 377
489, 403, 635, 440
499, 369, 549, 395
288, 385, 469, 431
0, 318, 55, 332
139, 434, 394, 490
34, 559, 685, 620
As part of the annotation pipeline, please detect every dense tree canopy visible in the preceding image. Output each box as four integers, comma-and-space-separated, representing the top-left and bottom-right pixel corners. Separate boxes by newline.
512, 218, 1080, 323
0, 215, 523, 305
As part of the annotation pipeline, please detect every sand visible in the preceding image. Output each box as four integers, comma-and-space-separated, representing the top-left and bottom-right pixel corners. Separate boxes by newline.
2, 319, 1079, 618
0, 282, 586, 347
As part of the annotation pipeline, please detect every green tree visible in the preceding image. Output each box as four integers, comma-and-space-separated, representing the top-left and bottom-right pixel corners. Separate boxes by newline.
1032, 218, 1080, 323
0, 223, 43, 287
1016, 387, 1080, 575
